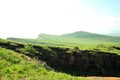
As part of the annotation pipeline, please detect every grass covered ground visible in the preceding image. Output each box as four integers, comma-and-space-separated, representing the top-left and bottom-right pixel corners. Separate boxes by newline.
7, 37, 120, 55
0, 47, 85, 80
0, 38, 120, 79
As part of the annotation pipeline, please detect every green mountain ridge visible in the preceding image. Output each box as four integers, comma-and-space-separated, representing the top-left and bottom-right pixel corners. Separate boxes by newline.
7, 31, 120, 49
61, 31, 116, 38
38, 31, 120, 43
38, 31, 120, 38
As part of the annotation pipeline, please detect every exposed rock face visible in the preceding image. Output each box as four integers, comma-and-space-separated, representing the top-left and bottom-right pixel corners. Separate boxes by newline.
0, 42, 24, 51
53, 49, 119, 70
47, 48, 120, 76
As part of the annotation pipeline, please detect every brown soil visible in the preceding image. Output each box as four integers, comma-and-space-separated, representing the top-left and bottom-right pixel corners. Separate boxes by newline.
86, 77, 120, 80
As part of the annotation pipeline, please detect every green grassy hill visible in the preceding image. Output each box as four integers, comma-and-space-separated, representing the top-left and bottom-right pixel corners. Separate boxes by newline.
0, 38, 84, 80
61, 31, 108, 38
7, 31, 120, 50
38, 31, 120, 43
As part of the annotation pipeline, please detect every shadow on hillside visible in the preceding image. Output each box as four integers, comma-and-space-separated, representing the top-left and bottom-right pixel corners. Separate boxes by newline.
47, 63, 120, 77
38, 46, 120, 77
0, 41, 120, 77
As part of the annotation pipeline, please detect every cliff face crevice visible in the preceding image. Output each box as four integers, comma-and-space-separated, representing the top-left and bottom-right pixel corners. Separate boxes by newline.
0, 42, 120, 76
46, 48, 120, 76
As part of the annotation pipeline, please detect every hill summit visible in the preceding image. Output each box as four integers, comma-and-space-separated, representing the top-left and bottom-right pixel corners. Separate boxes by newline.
36, 31, 120, 44
61, 31, 109, 38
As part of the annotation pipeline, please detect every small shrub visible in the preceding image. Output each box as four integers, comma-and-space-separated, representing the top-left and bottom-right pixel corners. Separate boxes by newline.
73, 46, 79, 51
18, 45, 36, 55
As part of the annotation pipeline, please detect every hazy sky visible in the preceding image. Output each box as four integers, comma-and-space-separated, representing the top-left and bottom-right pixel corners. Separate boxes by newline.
0, 0, 120, 38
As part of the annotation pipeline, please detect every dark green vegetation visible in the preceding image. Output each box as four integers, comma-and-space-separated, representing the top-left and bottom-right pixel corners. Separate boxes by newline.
0, 37, 120, 79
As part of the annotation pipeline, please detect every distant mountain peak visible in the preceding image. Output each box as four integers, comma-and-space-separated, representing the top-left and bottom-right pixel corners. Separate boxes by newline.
38, 31, 119, 39
61, 31, 107, 38
73, 31, 90, 33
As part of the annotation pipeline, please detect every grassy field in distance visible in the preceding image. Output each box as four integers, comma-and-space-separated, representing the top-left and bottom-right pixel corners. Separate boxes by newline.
7, 31, 120, 55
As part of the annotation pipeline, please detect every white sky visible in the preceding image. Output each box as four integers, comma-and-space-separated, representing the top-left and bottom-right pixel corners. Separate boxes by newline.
0, 0, 120, 38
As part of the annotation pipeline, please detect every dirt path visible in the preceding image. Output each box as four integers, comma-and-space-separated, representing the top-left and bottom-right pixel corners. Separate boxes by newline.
86, 77, 120, 80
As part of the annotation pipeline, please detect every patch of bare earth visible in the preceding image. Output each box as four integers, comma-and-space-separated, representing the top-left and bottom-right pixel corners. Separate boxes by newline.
86, 77, 120, 80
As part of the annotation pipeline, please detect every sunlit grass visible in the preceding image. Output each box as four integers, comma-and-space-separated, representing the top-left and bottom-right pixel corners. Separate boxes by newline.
0, 47, 85, 80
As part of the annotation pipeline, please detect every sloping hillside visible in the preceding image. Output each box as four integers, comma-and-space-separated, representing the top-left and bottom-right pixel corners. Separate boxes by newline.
61, 31, 120, 43
0, 39, 84, 80
0, 38, 120, 77
61, 31, 107, 38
